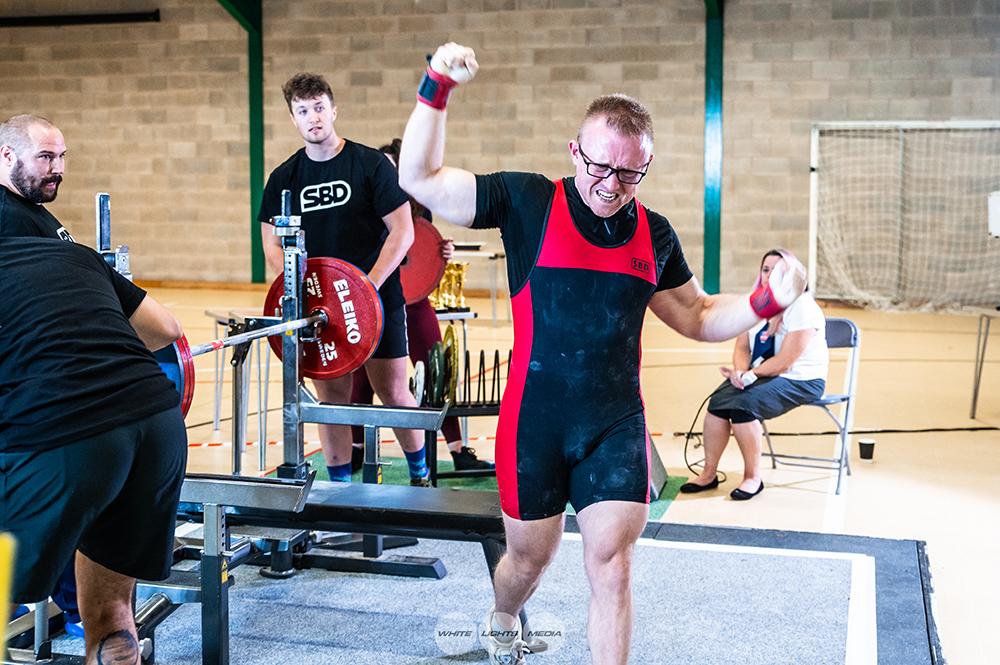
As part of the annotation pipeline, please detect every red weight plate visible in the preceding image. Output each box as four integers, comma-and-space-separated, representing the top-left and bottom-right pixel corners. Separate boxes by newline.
400, 217, 446, 305
175, 334, 195, 417
155, 335, 195, 418
264, 258, 384, 380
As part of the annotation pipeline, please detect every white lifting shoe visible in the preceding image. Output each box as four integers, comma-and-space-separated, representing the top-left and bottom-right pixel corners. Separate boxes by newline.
482, 607, 528, 665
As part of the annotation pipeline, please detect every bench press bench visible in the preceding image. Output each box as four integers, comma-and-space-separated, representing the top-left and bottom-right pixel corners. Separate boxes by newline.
142, 475, 507, 665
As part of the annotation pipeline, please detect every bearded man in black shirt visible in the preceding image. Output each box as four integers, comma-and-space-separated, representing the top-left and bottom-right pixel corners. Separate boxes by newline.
0, 114, 186, 660
400, 43, 809, 664
0, 114, 75, 240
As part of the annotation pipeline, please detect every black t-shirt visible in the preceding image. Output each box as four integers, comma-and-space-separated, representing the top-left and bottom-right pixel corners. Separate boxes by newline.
0, 185, 76, 241
258, 141, 410, 309
0, 238, 179, 452
0, 181, 143, 328
473, 173, 693, 295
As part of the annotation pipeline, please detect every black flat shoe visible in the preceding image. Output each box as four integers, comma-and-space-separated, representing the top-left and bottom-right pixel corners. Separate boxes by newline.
730, 481, 764, 501
680, 476, 720, 494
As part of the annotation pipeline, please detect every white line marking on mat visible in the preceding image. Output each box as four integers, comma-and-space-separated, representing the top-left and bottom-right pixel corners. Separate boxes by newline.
561, 532, 878, 664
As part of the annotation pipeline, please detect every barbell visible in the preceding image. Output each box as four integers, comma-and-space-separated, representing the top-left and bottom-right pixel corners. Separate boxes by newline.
157, 258, 384, 417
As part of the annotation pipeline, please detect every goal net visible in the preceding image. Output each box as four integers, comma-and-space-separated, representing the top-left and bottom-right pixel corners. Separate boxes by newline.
810, 122, 1000, 310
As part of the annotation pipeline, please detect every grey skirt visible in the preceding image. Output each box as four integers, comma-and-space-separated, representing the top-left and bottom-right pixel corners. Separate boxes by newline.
707, 376, 825, 423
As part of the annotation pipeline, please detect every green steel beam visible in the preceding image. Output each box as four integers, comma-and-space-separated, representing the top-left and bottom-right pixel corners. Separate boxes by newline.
217, 0, 265, 283
703, 1, 724, 294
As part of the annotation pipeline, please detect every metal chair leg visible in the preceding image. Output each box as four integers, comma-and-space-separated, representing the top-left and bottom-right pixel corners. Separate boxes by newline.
842, 427, 852, 477
761, 420, 777, 469
835, 421, 850, 494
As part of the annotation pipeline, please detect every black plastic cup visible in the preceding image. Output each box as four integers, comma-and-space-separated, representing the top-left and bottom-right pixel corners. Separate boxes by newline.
858, 438, 875, 461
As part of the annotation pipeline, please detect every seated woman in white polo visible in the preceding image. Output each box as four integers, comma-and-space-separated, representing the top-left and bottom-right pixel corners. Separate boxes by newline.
681, 249, 829, 501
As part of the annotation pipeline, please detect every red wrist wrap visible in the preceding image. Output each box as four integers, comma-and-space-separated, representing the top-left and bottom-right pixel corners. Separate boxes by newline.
749, 283, 784, 319
417, 67, 457, 110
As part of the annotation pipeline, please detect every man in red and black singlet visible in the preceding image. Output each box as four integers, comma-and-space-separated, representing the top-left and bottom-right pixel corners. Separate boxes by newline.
400, 43, 808, 664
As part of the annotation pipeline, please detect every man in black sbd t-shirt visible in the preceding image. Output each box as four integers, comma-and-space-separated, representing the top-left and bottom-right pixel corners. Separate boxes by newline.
258, 73, 431, 485
0, 238, 188, 665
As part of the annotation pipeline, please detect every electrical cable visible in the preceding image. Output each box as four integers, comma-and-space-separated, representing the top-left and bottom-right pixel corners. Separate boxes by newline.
681, 394, 727, 484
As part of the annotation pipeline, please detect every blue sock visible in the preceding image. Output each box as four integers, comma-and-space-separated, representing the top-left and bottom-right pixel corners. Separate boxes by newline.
326, 463, 353, 482
404, 448, 429, 479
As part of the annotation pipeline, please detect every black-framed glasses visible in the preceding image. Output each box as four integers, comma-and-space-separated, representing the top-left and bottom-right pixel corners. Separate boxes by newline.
577, 143, 651, 185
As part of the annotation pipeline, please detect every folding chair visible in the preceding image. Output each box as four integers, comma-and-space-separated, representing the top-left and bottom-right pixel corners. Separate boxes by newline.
760, 317, 861, 495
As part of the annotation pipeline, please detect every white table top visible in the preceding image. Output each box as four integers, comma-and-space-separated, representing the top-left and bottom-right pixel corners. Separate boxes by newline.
435, 310, 478, 321
452, 249, 505, 260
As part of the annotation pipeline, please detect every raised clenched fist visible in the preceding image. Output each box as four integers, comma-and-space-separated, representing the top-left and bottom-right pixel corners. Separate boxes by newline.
766, 253, 807, 309
430, 42, 479, 84
749, 251, 807, 319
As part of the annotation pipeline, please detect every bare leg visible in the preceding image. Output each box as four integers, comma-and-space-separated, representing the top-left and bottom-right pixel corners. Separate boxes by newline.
692, 412, 732, 485
492, 512, 564, 622
731, 420, 763, 493
312, 375, 354, 466
365, 357, 424, 453
577, 501, 648, 665
75, 551, 138, 665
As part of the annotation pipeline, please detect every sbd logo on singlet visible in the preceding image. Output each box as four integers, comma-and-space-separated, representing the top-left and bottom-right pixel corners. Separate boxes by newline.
300, 180, 352, 213
631, 258, 650, 274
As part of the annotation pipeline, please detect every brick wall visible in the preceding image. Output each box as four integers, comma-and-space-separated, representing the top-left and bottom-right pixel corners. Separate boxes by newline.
261, 0, 705, 291
0, 0, 249, 281
0, 0, 996, 289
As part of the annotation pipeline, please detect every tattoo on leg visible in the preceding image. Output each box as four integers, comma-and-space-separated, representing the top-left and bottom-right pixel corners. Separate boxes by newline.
96, 630, 139, 665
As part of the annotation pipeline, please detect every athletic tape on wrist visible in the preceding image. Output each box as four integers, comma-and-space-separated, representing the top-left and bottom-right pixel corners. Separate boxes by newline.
749, 283, 784, 319
417, 67, 457, 110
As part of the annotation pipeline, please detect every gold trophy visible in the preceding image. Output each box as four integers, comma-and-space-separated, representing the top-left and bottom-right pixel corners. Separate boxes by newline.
431, 262, 470, 310
453, 261, 469, 310
429, 281, 442, 310
430, 265, 449, 309
443, 263, 457, 309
